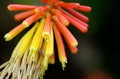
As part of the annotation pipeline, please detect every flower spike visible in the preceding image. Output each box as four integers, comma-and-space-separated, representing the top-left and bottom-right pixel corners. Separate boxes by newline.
0, 0, 92, 79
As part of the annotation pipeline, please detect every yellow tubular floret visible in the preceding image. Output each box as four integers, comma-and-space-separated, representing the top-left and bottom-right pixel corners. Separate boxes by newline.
44, 24, 54, 57
39, 28, 54, 79
13, 24, 37, 60
43, 13, 51, 39
29, 18, 45, 62
19, 23, 38, 58
9, 23, 37, 60
30, 18, 45, 53
0, 24, 37, 78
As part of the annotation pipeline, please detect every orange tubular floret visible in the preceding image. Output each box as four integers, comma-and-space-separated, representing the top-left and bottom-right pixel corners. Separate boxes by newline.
22, 12, 44, 27
67, 41, 78, 54
51, 9, 69, 26
43, 13, 51, 38
14, 10, 35, 21
53, 23, 67, 68
4, 24, 25, 41
60, 9, 88, 33
60, 8, 88, 27
70, 46, 78, 54
64, 8, 89, 22
52, 15, 78, 47
55, 1, 80, 9
75, 5, 92, 12
8, 4, 39, 11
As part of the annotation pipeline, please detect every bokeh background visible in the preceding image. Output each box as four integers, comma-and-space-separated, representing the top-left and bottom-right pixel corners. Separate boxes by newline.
0, 0, 120, 79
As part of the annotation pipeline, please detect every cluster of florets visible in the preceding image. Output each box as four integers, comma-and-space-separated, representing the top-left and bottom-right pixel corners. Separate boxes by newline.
0, 0, 91, 79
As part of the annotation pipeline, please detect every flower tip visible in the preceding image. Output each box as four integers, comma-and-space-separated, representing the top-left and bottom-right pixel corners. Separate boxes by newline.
4, 33, 10, 41
7, 5, 12, 11
61, 61, 67, 70
71, 47, 78, 54
79, 5, 92, 12
80, 26, 89, 33
87, 6, 92, 12
22, 21, 30, 27
49, 54, 55, 64
43, 32, 50, 39
82, 27, 88, 33
72, 41, 78, 47
63, 21, 70, 26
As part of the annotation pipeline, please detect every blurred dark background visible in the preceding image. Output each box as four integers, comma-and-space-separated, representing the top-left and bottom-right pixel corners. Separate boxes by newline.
0, 0, 120, 79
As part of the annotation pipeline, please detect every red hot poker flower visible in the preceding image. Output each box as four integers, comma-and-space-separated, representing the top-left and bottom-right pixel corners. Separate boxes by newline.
0, 0, 91, 79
